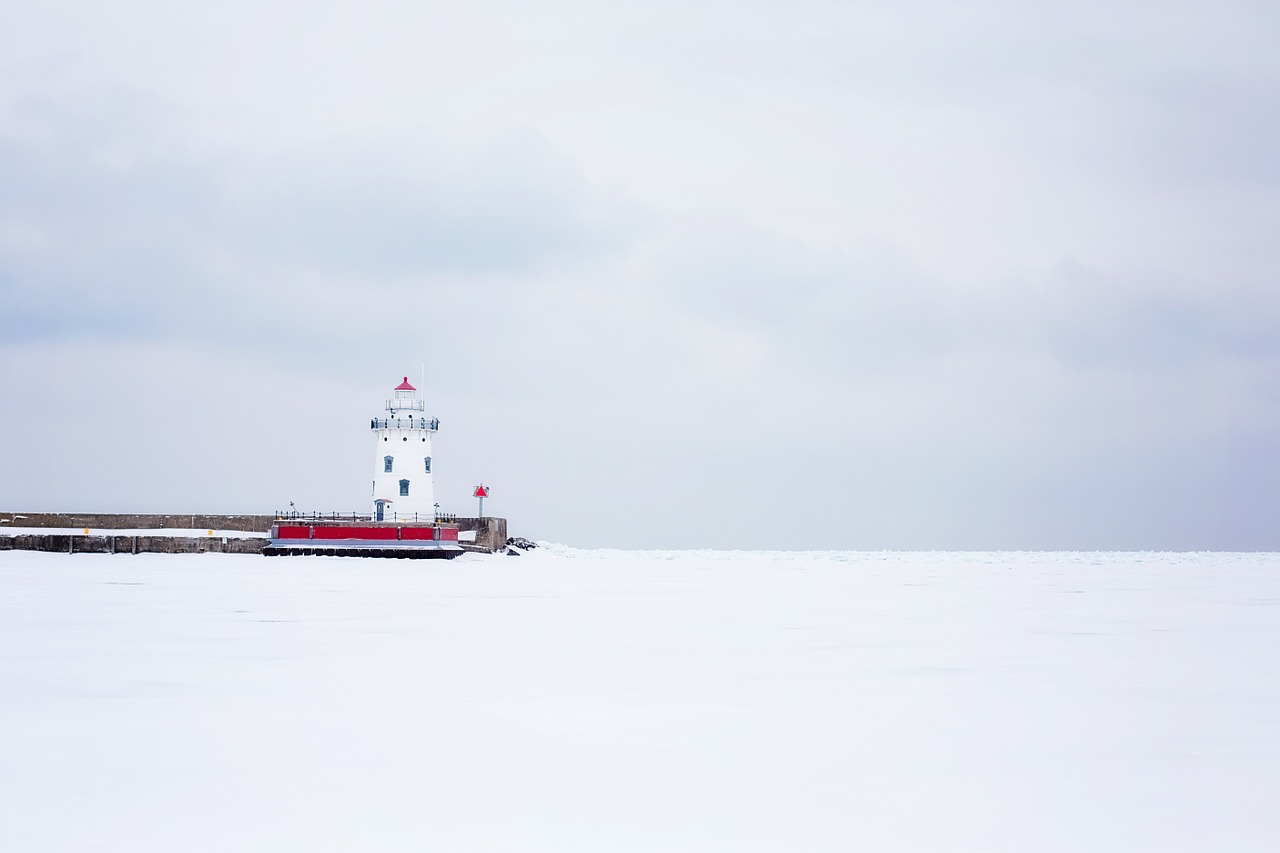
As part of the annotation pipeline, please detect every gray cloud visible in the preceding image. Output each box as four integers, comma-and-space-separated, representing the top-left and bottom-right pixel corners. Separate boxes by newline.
0, 88, 639, 353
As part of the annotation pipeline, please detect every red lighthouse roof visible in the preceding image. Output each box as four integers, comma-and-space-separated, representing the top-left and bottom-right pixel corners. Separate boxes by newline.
394, 376, 416, 391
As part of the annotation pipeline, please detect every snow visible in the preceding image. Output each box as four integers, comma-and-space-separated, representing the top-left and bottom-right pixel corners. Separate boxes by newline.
0, 527, 267, 538
1, 548, 1278, 852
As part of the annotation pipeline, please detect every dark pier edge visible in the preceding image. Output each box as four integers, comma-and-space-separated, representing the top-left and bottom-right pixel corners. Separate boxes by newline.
0, 513, 510, 556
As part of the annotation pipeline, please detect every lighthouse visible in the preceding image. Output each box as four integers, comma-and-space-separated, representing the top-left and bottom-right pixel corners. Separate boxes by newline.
370, 377, 439, 522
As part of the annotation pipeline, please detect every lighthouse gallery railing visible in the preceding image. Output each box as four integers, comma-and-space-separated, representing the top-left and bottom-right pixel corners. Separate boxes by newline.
370, 418, 439, 430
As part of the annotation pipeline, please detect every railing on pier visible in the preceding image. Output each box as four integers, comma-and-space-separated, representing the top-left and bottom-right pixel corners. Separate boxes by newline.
274, 510, 459, 524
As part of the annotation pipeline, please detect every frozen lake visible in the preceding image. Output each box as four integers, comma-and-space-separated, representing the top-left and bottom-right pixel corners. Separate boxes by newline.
2, 548, 1277, 851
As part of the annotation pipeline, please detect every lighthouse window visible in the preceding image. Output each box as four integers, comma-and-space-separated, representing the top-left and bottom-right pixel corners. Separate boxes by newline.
424, 457, 432, 473
383, 456, 393, 473
399, 479, 410, 496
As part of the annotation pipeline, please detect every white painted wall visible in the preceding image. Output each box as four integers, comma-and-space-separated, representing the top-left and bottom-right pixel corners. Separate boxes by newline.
371, 382, 437, 521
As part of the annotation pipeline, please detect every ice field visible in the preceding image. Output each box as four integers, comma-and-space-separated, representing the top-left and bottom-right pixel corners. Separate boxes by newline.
2, 547, 1278, 852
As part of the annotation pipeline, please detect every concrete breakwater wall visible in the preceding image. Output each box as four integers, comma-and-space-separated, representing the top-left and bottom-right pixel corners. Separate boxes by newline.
0, 512, 510, 555
0, 534, 266, 555
0, 512, 273, 532
457, 517, 508, 553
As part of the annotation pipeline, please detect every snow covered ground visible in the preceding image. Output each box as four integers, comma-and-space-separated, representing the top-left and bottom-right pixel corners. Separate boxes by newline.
1, 548, 1277, 852
0, 527, 267, 538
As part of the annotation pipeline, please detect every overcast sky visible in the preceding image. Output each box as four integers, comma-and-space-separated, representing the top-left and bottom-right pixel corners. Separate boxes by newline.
2, 1, 1278, 548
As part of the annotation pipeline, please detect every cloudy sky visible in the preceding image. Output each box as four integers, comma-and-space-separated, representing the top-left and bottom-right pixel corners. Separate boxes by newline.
2, 1, 1277, 548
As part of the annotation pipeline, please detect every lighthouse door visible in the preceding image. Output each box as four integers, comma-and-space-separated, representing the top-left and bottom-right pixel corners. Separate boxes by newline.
375, 500, 387, 521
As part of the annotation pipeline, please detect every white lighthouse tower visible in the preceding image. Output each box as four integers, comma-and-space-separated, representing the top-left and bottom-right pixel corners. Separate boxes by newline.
371, 377, 439, 522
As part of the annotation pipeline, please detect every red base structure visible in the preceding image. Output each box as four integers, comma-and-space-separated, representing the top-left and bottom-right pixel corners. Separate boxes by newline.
266, 522, 463, 558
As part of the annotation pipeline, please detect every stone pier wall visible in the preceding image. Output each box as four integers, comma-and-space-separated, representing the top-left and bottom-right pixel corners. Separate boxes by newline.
0, 512, 511, 555
0, 535, 267, 555
455, 517, 509, 552
0, 512, 273, 532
